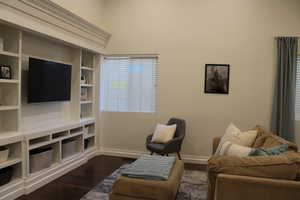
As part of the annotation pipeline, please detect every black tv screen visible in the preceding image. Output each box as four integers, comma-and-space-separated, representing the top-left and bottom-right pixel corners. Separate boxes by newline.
28, 57, 72, 103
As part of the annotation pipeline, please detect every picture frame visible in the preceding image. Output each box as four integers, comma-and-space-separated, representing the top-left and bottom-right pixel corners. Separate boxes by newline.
0, 65, 12, 79
204, 64, 230, 94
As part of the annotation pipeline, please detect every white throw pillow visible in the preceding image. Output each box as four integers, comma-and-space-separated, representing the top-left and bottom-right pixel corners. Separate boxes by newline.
151, 124, 177, 143
219, 141, 253, 157
215, 123, 257, 155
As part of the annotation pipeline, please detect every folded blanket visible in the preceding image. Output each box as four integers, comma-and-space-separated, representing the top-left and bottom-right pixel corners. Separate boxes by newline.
121, 155, 176, 181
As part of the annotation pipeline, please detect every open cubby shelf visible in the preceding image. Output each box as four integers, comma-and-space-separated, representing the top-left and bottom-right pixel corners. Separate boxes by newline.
84, 136, 95, 150
62, 136, 83, 160
52, 131, 69, 139
0, 110, 18, 134
0, 83, 19, 107
0, 25, 20, 54
0, 54, 20, 80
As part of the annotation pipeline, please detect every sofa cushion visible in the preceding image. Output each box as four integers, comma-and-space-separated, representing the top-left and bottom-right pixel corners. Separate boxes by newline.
219, 141, 253, 157
208, 152, 300, 180
215, 123, 257, 155
146, 143, 165, 152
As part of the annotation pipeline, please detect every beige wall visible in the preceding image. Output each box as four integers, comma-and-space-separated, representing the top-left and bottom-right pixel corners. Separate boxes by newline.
50, 0, 105, 28
99, 0, 300, 157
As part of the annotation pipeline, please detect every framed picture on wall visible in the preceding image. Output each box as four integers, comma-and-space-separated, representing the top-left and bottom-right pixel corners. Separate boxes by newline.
0, 65, 12, 79
204, 64, 230, 94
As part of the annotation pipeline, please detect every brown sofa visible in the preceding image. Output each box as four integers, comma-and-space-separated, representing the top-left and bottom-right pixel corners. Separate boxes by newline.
207, 126, 300, 200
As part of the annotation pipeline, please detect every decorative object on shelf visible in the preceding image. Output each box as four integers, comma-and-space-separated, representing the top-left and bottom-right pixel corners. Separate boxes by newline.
204, 64, 230, 94
81, 87, 88, 101
0, 37, 3, 51
0, 65, 12, 79
0, 167, 13, 186
81, 75, 87, 84
0, 146, 9, 163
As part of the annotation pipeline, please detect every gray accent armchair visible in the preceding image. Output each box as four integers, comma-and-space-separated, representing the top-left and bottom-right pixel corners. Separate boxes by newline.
146, 118, 186, 160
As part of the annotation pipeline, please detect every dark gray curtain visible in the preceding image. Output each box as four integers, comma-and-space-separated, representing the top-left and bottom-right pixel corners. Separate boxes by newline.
271, 37, 298, 141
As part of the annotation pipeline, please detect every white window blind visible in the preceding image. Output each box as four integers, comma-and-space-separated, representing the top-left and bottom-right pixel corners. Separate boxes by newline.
101, 56, 157, 113
296, 56, 300, 120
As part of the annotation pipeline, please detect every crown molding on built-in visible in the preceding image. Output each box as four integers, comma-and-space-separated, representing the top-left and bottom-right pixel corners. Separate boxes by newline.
0, 0, 111, 53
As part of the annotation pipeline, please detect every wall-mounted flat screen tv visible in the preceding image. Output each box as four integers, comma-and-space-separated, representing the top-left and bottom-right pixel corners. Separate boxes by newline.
28, 57, 72, 103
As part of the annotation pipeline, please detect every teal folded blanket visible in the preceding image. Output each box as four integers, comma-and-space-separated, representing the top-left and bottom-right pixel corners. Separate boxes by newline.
249, 144, 289, 156
121, 155, 176, 181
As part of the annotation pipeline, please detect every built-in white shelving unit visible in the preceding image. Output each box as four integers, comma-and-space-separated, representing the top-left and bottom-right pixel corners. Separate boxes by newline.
0, 21, 100, 199
0, 24, 23, 200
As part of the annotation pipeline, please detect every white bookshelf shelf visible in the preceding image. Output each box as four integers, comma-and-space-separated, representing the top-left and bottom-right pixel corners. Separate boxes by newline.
0, 158, 22, 170
80, 117, 96, 124
81, 66, 94, 71
81, 84, 94, 87
84, 134, 95, 139
80, 101, 93, 105
0, 132, 23, 146
0, 51, 19, 58
0, 106, 19, 111
0, 79, 19, 84
28, 140, 58, 151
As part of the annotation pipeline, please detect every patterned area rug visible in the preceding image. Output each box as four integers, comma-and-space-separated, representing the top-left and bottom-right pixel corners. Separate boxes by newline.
81, 164, 208, 200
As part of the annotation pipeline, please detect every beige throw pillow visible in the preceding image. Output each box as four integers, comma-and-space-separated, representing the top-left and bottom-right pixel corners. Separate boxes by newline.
151, 124, 177, 143
219, 141, 253, 157
215, 123, 257, 155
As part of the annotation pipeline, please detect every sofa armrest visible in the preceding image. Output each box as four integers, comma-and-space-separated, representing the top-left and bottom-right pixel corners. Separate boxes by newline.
216, 174, 300, 200
212, 137, 221, 155
208, 153, 299, 180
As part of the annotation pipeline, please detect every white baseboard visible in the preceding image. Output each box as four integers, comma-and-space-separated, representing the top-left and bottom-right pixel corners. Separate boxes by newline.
98, 147, 209, 165
1, 187, 24, 200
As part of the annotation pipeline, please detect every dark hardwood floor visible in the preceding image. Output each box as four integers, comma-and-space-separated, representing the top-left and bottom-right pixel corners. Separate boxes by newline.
17, 155, 206, 200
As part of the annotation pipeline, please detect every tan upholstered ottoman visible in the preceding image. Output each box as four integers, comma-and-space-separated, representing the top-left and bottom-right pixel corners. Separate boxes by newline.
110, 159, 184, 200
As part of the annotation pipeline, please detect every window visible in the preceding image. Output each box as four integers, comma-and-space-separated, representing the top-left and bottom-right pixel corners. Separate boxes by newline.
100, 56, 157, 113
296, 56, 300, 120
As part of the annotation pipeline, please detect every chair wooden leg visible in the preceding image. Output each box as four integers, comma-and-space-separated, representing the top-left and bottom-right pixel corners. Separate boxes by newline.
177, 152, 182, 160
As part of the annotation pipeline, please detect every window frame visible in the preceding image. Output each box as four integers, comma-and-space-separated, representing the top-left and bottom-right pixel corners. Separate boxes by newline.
100, 55, 158, 113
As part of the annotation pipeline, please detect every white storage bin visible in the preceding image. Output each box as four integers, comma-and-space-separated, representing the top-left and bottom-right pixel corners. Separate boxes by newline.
0, 147, 9, 163
30, 147, 53, 173
62, 139, 77, 159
